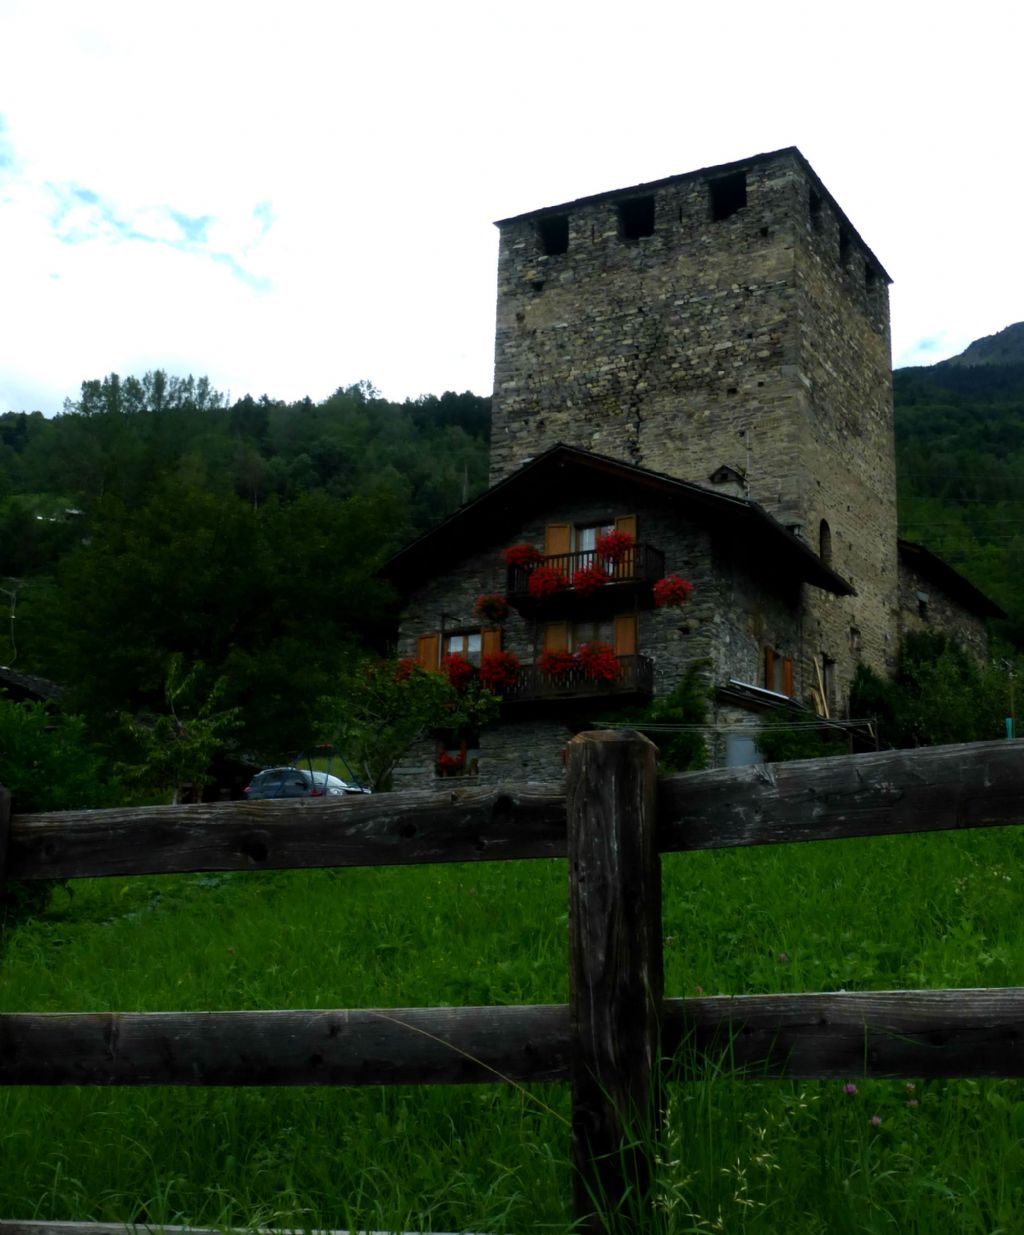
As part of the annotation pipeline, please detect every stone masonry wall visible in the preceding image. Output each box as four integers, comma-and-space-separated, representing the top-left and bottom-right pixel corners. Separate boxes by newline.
490, 148, 898, 714
394, 495, 808, 789
897, 559, 989, 663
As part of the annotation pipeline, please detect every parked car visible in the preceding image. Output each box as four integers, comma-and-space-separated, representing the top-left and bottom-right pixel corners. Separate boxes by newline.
243, 766, 372, 800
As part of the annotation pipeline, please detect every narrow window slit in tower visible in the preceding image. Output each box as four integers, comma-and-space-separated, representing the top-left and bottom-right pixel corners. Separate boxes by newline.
537, 214, 569, 256
618, 196, 655, 240
709, 172, 747, 221
839, 228, 852, 267
809, 188, 823, 229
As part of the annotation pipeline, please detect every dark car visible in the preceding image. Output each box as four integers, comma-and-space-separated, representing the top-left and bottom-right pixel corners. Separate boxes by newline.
243, 766, 372, 800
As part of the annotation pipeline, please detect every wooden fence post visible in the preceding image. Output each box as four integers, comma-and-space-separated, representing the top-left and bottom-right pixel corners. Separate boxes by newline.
566, 730, 663, 1234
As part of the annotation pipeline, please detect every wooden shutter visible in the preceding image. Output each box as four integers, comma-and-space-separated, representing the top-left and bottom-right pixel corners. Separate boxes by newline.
481, 627, 502, 656
416, 632, 440, 670
544, 621, 569, 652
782, 656, 794, 698
614, 514, 637, 540
613, 514, 637, 578
544, 523, 571, 557
613, 614, 637, 656
764, 646, 776, 691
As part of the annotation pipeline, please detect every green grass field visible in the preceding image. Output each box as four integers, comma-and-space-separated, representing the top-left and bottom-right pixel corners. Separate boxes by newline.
2, 824, 1024, 1233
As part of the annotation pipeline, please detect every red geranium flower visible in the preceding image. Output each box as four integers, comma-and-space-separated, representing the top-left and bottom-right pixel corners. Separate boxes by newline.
442, 653, 475, 691
575, 641, 620, 682
479, 650, 520, 690
595, 529, 635, 562
539, 649, 575, 677
503, 542, 543, 568
572, 562, 609, 596
527, 563, 569, 599
653, 574, 694, 608
393, 657, 417, 681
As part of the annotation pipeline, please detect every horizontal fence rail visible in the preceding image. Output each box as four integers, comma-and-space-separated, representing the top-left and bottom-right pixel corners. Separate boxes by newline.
4, 735, 1024, 1234
7, 740, 1024, 881
3, 988, 1023, 1087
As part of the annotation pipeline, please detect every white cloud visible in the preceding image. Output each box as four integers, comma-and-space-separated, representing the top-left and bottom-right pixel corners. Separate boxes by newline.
1, 0, 1022, 413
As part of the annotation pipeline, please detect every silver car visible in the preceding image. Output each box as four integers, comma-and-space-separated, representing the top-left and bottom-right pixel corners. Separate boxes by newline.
243, 766, 371, 799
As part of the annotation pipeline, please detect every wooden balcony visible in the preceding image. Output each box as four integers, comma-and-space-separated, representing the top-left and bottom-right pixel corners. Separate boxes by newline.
507, 544, 666, 615
503, 654, 654, 704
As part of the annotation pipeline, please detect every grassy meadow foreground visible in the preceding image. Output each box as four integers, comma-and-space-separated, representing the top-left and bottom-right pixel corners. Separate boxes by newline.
2, 826, 1024, 1234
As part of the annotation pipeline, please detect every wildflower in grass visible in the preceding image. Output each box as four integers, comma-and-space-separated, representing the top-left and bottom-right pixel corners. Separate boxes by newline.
777, 950, 790, 964
843, 1083, 858, 1095
905, 1082, 916, 1092
908, 1098, 920, 1107
870, 1115, 882, 1127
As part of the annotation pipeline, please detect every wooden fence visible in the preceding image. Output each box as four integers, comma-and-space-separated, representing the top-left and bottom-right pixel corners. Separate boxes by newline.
2, 734, 1024, 1233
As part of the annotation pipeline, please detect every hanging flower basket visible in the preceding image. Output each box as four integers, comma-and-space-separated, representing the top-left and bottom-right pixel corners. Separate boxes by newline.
539, 649, 575, 677
575, 641, 621, 682
479, 649, 520, 691
503, 542, 543, 568
473, 593, 511, 624
527, 563, 569, 599
595, 529, 635, 563
653, 574, 694, 609
572, 562, 609, 596
441, 653, 475, 691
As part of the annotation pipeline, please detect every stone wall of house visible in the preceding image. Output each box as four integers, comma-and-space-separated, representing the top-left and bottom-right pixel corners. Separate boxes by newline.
897, 559, 990, 662
490, 148, 899, 712
394, 496, 809, 789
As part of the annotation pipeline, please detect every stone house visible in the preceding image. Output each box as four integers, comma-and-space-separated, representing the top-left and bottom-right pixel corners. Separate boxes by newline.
382, 147, 1001, 786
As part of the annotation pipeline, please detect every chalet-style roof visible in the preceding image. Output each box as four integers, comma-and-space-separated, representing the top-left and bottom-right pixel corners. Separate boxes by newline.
494, 146, 892, 285
897, 539, 1006, 620
382, 444, 855, 597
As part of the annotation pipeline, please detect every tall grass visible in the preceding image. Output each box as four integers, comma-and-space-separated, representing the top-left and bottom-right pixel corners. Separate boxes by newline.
2, 825, 1023, 1232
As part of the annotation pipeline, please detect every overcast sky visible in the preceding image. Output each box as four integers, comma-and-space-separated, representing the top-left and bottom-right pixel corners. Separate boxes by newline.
1, 0, 1020, 416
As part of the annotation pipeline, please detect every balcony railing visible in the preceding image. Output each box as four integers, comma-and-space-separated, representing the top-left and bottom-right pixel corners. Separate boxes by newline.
503, 654, 654, 703
507, 544, 666, 608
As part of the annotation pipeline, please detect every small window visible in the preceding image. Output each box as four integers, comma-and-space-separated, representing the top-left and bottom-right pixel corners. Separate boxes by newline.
575, 522, 614, 555
443, 630, 481, 665
809, 188, 823, 230
537, 214, 569, 256
865, 263, 877, 290
838, 227, 852, 267
709, 172, 747, 222
618, 195, 655, 240
572, 618, 615, 650
819, 519, 832, 567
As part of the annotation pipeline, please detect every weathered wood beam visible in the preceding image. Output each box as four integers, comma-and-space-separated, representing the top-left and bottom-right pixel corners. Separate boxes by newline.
657, 739, 1024, 852
5, 785, 567, 880
661, 986, 1024, 1079
0, 1004, 571, 1086
567, 731, 662, 1233
7, 740, 1024, 882
3, 988, 1022, 1086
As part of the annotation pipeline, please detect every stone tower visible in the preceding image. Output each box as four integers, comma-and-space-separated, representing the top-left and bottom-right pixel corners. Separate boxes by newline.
490, 147, 899, 700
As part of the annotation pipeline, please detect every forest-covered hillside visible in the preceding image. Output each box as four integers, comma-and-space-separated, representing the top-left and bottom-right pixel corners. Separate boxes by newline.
0, 377, 490, 760
894, 325, 1024, 646
2, 331, 1023, 766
